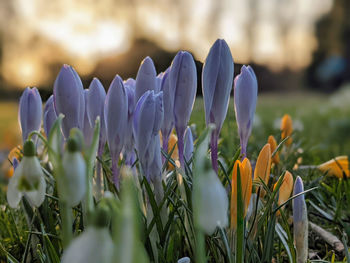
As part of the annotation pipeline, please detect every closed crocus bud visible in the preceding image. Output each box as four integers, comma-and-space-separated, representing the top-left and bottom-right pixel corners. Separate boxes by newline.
148, 134, 162, 182
83, 90, 94, 146
124, 81, 136, 161
54, 65, 85, 138
318, 156, 349, 178
19, 87, 42, 143
124, 77, 136, 88
268, 135, 280, 165
86, 78, 106, 152
133, 90, 163, 180
184, 126, 194, 167
60, 137, 86, 207
231, 158, 253, 230
253, 144, 272, 189
274, 170, 293, 207
202, 39, 234, 172
171, 51, 197, 168
62, 205, 113, 263
156, 72, 164, 93
281, 114, 293, 146
135, 56, 157, 103
160, 69, 175, 152
293, 176, 308, 263
234, 65, 258, 157
104, 75, 128, 187
43, 95, 57, 138
7, 140, 46, 208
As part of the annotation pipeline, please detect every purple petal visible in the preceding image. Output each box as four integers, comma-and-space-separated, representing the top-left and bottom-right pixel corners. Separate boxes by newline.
43, 95, 57, 137
135, 57, 157, 103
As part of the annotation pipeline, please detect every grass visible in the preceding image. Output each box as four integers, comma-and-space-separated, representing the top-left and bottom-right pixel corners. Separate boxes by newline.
1, 89, 350, 262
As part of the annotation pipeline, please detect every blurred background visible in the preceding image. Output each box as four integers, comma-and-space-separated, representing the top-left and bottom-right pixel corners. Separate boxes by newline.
0, 0, 350, 165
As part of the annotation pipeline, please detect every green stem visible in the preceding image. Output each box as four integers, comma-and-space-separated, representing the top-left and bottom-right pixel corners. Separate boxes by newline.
84, 162, 94, 226
59, 201, 72, 248
195, 228, 206, 263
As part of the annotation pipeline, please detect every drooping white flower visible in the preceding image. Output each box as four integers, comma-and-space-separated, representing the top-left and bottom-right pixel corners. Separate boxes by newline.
61, 227, 114, 263
7, 140, 46, 208
59, 137, 86, 207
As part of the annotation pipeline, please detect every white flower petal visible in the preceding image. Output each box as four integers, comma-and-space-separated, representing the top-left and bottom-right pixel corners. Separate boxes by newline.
61, 227, 114, 263
7, 174, 23, 208
25, 176, 46, 207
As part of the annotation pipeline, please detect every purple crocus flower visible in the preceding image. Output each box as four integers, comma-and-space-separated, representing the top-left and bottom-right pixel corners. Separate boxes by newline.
104, 75, 128, 188
170, 51, 197, 168
202, 39, 234, 172
123, 79, 136, 165
86, 78, 106, 152
135, 57, 157, 103
43, 95, 57, 138
82, 90, 94, 146
53, 65, 85, 138
18, 87, 42, 143
293, 176, 308, 263
184, 126, 194, 168
160, 68, 175, 153
155, 72, 164, 93
234, 65, 257, 157
133, 90, 163, 181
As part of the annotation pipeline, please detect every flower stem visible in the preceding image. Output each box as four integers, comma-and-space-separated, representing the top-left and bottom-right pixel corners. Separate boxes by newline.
59, 201, 72, 248
195, 227, 206, 263
210, 131, 218, 173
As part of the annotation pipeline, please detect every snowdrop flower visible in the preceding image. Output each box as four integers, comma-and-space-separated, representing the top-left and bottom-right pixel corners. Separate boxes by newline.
192, 128, 228, 235
62, 206, 113, 263
60, 137, 86, 207
7, 140, 46, 208
19, 87, 42, 143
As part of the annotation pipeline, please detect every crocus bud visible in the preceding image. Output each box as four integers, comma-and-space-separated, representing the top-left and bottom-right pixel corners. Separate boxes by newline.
104, 75, 128, 187
19, 87, 42, 143
234, 65, 258, 156
268, 135, 280, 164
253, 144, 271, 189
184, 126, 194, 167
135, 56, 157, 103
133, 90, 163, 180
7, 140, 46, 208
160, 69, 175, 152
60, 137, 86, 207
43, 95, 57, 138
124, 80, 136, 159
62, 226, 113, 263
231, 158, 253, 230
293, 176, 308, 263
202, 39, 234, 171
192, 128, 228, 235
171, 51, 197, 168
156, 72, 164, 93
318, 156, 349, 178
53, 65, 85, 138
281, 114, 293, 146
274, 170, 293, 207
86, 78, 106, 151
83, 90, 94, 146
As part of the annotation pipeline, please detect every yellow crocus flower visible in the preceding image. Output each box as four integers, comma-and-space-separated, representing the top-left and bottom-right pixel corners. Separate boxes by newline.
280, 114, 293, 146
268, 135, 280, 165
254, 143, 272, 188
274, 170, 294, 206
231, 158, 253, 230
318, 156, 349, 178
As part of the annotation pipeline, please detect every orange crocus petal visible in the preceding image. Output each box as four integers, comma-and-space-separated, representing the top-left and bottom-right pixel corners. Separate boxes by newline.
167, 134, 179, 170
8, 146, 21, 161
318, 156, 349, 178
280, 114, 293, 146
231, 158, 253, 230
268, 135, 280, 164
274, 170, 294, 206
253, 143, 272, 187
